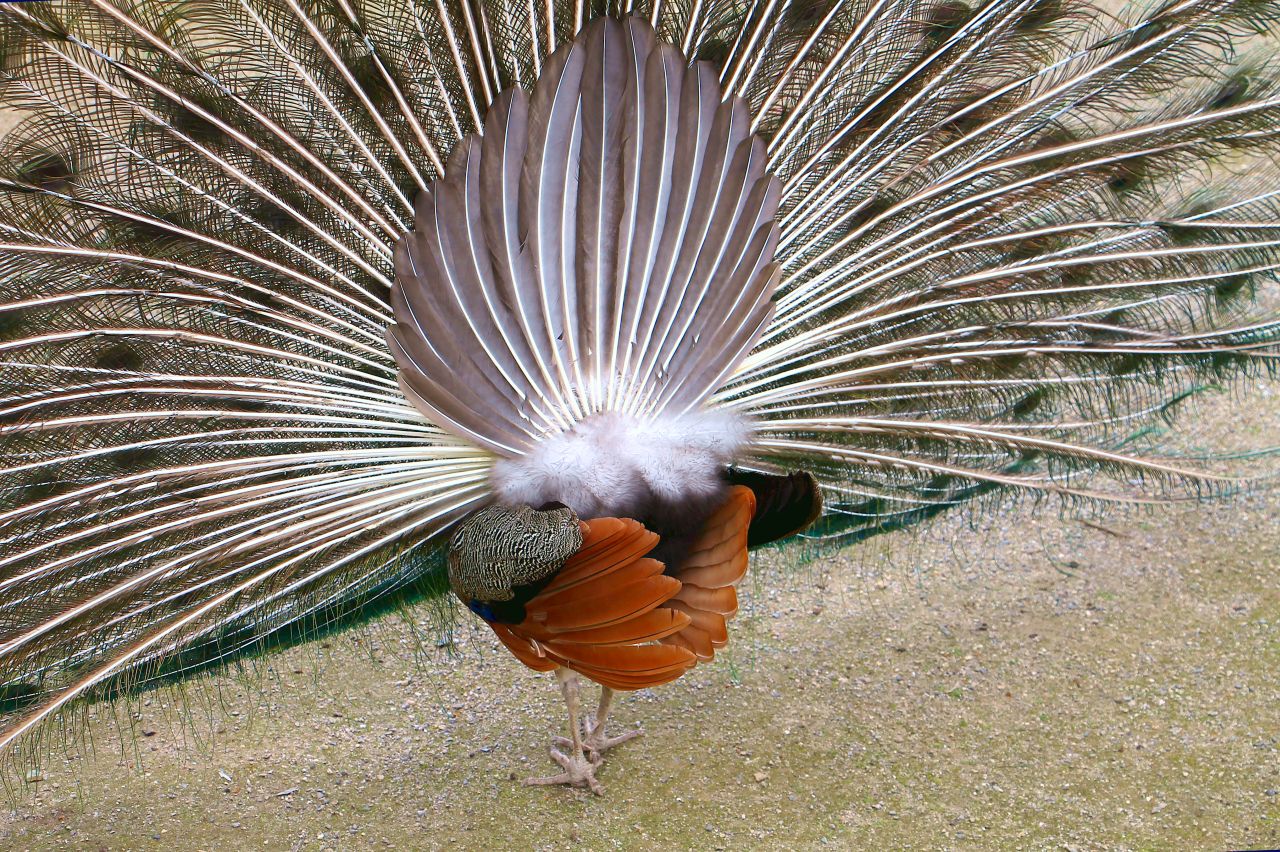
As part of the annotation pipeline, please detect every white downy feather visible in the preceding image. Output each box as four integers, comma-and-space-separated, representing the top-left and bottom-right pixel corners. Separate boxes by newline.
490, 409, 750, 518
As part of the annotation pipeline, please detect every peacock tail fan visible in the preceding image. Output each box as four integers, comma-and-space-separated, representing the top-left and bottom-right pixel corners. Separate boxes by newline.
1, 0, 1279, 768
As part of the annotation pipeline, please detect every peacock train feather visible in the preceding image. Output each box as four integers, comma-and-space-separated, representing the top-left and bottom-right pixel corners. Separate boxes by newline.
0, 0, 1277, 773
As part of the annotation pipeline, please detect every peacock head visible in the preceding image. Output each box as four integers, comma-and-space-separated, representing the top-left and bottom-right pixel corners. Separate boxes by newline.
446, 502, 584, 623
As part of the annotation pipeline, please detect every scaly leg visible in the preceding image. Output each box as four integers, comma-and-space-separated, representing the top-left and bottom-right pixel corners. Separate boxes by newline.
523, 668, 604, 795
554, 685, 643, 757
582, 686, 642, 756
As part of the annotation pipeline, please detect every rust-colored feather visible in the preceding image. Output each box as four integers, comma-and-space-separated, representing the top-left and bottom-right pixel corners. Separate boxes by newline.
559, 655, 696, 691
666, 601, 729, 646
550, 608, 692, 646
489, 623, 558, 672
682, 486, 754, 567
528, 572, 680, 632
673, 624, 716, 661
488, 489, 756, 687
565, 667, 692, 692
660, 486, 757, 660
672, 584, 739, 616
484, 513, 690, 689
532, 555, 666, 611
546, 641, 695, 674
541, 522, 660, 594
677, 549, 749, 589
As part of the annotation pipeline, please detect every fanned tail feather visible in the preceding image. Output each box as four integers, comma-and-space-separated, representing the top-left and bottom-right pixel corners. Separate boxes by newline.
0, 0, 1277, 756
387, 15, 780, 456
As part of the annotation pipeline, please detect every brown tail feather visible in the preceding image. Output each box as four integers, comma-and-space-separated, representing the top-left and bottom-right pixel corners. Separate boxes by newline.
677, 549, 748, 588
537, 537, 660, 596
545, 641, 694, 675
541, 519, 657, 592
672, 584, 739, 616
569, 668, 691, 692
489, 623, 558, 672
666, 601, 729, 645
671, 624, 716, 661
724, 470, 822, 547
487, 515, 693, 689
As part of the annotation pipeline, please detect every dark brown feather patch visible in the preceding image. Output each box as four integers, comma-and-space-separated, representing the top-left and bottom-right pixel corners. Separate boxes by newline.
725, 469, 823, 547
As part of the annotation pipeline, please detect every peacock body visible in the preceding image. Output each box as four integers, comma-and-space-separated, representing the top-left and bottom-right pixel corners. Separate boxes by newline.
0, 0, 1277, 793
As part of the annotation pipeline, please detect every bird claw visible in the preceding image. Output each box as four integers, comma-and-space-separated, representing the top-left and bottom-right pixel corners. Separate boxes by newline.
586, 717, 643, 757
523, 745, 605, 795
553, 719, 642, 760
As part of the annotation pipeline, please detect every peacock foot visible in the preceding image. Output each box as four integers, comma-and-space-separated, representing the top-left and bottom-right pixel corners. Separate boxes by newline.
523, 744, 605, 795
556, 717, 642, 758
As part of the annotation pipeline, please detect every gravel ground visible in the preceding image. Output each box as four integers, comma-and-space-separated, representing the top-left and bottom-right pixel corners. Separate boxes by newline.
0, 387, 1276, 851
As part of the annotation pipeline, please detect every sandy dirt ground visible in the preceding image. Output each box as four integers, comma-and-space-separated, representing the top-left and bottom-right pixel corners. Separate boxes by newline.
0, 387, 1275, 851
2, 6, 1279, 849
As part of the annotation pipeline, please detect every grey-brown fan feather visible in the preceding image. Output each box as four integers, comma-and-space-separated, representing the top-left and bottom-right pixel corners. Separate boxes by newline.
387, 15, 780, 453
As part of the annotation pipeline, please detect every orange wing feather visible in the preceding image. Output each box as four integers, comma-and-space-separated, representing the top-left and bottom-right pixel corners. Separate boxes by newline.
488, 623, 558, 672
484, 487, 757, 689
660, 486, 755, 662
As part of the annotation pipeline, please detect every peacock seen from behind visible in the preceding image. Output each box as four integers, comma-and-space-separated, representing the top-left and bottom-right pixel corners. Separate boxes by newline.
1, 0, 1277, 794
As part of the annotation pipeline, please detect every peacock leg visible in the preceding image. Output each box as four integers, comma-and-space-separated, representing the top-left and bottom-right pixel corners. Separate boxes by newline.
554, 686, 642, 756
523, 668, 604, 795
580, 687, 642, 757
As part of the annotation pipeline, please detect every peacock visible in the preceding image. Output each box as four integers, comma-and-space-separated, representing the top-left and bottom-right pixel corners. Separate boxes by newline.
1, 0, 1277, 795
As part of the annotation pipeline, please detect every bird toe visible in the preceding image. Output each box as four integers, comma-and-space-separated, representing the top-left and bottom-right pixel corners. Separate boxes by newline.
524, 748, 606, 795
582, 718, 643, 756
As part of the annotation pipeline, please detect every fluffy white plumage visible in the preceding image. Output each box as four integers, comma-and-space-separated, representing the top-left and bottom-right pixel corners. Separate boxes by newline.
491, 409, 749, 519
